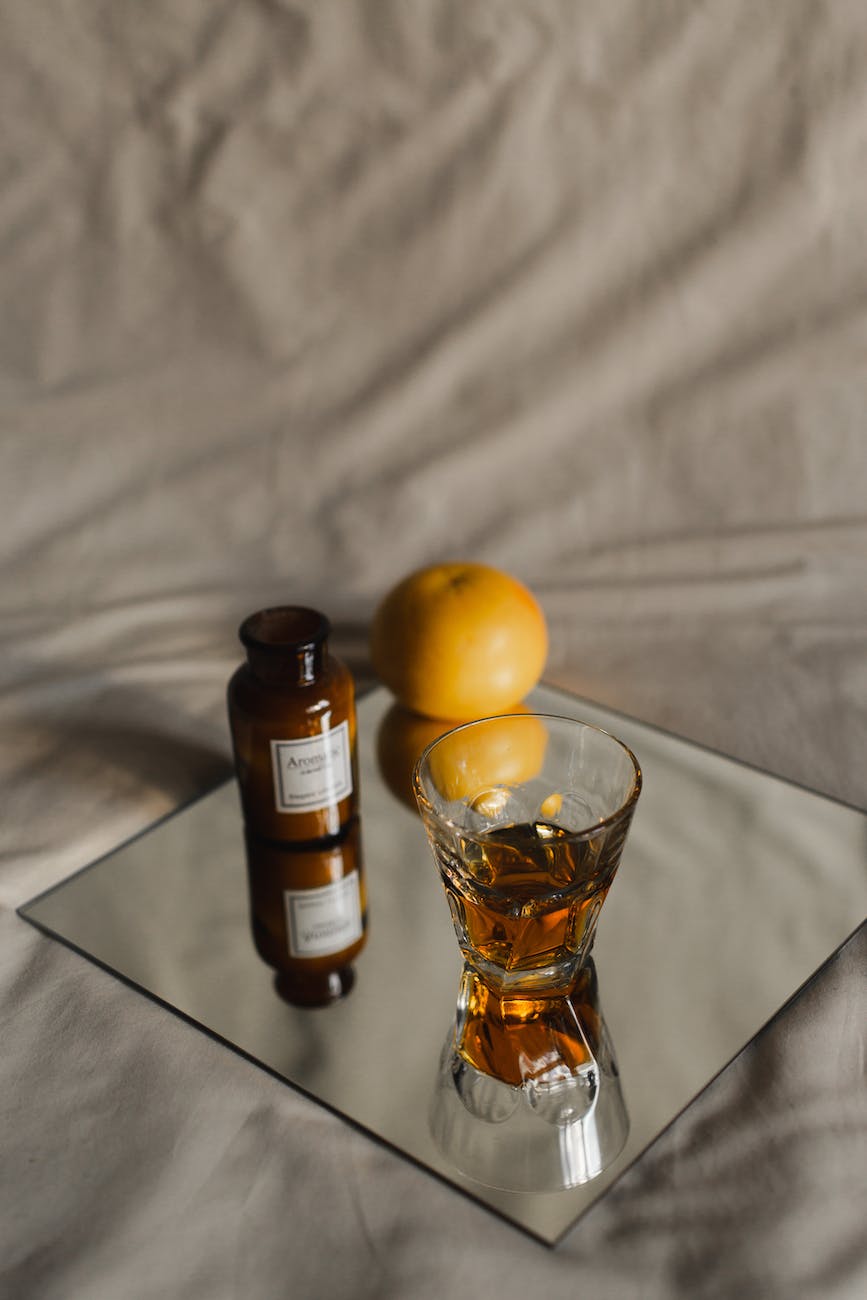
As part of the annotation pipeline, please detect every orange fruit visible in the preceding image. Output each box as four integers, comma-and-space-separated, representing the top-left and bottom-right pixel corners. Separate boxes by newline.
370, 562, 548, 721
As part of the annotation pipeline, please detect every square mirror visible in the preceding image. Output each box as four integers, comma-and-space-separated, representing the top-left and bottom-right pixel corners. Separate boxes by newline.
19, 685, 866, 1244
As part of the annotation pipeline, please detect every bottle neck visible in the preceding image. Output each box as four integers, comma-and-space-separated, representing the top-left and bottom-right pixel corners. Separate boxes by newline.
238, 606, 330, 688
246, 641, 325, 687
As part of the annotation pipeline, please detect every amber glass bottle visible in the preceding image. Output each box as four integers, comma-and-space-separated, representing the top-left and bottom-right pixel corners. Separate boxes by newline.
228, 606, 358, 842
227, 607, 367, 1004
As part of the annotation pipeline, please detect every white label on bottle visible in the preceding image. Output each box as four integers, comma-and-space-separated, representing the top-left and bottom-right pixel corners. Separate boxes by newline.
270, 721, 353, 814
284, 871, 363, 958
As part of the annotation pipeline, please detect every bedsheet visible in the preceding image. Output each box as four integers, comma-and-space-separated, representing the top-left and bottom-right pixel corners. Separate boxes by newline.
2, 3, 865, 1297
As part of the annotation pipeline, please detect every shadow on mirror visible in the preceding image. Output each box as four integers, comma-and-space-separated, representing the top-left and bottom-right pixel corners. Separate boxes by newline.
243, 818, 368, 1007
430, 960, 628, 1192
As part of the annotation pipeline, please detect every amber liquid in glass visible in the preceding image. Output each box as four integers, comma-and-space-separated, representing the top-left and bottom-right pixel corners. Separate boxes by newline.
441, 821, 624, 988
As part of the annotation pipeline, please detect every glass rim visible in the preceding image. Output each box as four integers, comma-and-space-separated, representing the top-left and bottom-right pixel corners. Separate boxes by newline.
412, 711, 642, 842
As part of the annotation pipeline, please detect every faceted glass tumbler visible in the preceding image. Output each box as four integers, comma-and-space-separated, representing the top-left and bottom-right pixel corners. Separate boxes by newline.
413, 714, 642, 996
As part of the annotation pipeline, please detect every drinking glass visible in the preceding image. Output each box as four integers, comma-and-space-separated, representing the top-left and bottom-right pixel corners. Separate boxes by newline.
413, 713, 642, 996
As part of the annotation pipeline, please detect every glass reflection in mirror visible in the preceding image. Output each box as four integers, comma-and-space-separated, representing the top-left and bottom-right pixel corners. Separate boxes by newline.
431, 960, 629, 1191
243, 822, 367, 1007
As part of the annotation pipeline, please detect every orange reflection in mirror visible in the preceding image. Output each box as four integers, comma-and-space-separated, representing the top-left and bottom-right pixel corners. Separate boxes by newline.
376, 701, 539, 813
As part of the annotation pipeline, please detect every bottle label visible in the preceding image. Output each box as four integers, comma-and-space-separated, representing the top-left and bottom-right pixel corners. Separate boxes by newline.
284, 870, 363, 958
271, 720, 353, 814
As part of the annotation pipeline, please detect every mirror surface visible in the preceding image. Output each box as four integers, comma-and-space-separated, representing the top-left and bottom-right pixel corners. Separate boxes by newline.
20, 686, 867, 1243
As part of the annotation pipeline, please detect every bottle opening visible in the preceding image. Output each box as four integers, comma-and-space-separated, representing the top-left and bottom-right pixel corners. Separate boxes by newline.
240, 606, 330, 654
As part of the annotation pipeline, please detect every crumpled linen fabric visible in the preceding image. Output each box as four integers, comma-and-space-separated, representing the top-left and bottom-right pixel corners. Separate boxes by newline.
1, 2, 865, 1297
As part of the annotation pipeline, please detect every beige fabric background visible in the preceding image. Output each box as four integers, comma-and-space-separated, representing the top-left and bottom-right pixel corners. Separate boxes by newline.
1, 2, 865, 1296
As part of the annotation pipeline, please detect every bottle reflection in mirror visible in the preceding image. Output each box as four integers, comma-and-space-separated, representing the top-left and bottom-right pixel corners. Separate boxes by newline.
430, 960, 628, 1191
244, 821, 367, 1007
